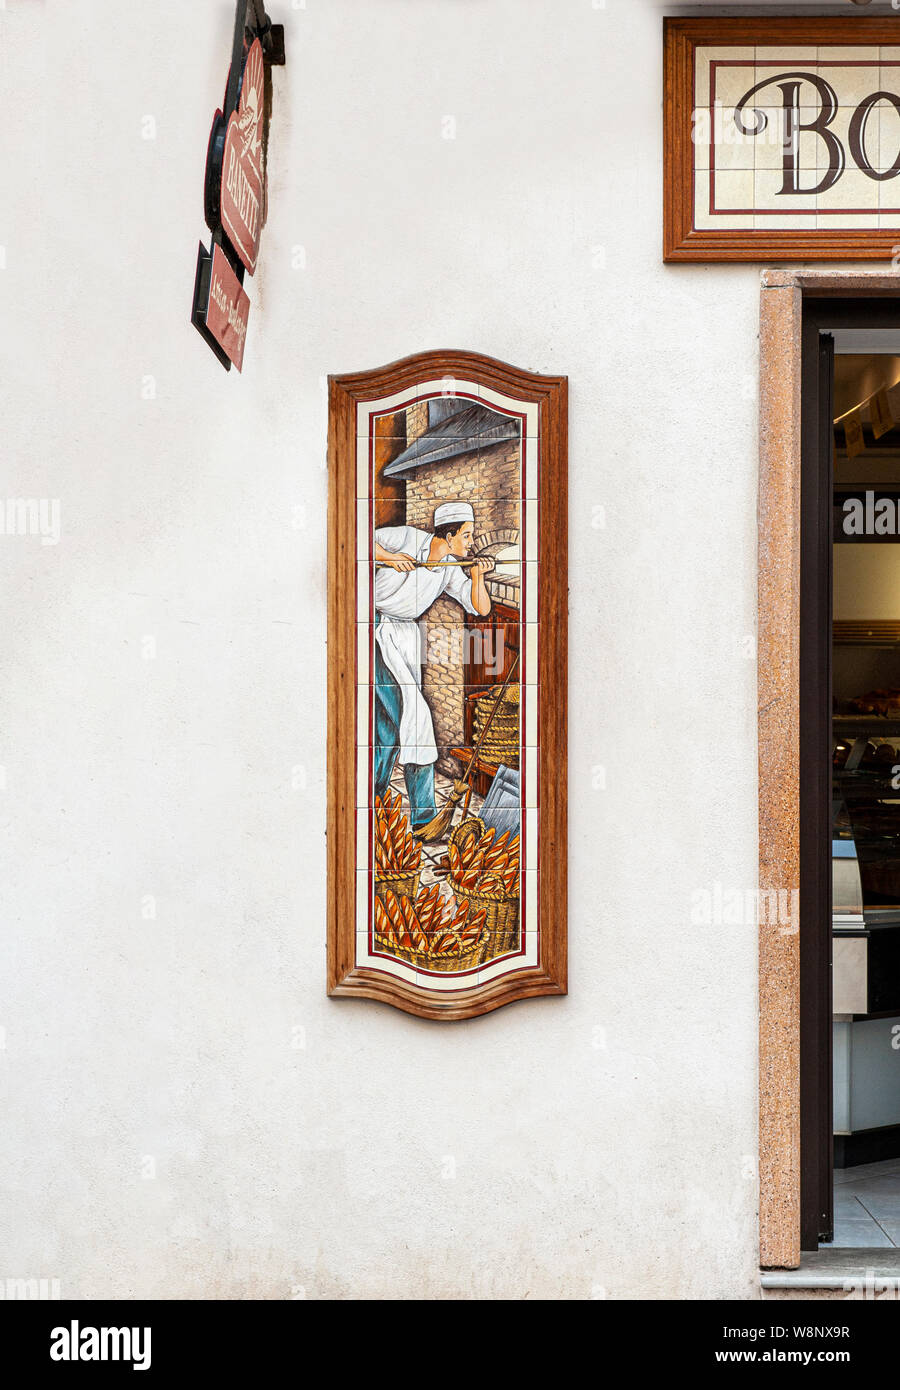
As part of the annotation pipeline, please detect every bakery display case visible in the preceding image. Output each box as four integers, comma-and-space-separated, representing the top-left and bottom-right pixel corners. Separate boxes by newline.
833, 716, 900, 1015
832, 669, 900, 1161
830, 366, 900, 1167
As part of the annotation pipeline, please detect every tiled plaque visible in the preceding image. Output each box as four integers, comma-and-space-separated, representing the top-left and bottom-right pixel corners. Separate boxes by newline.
327, 352, 567, 1020
665, 17, 900, 261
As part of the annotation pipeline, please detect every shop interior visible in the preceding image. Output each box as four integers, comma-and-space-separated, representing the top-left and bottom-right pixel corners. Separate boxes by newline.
830, 338, 900, 1247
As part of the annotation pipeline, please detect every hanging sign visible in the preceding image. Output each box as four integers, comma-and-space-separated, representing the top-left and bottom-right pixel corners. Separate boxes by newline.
191, 1, 284, 372
665, 17, 900, 262
844, 409, 866, 460
871, 388, 894, 441
221, 38, 265, 274
193, 242, 250, 372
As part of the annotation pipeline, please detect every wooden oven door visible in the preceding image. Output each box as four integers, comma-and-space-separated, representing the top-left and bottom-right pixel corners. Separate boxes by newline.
462, 604, 520, 799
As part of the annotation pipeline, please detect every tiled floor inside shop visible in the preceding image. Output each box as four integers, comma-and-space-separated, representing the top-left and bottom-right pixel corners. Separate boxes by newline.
826, 1159, 900, 1247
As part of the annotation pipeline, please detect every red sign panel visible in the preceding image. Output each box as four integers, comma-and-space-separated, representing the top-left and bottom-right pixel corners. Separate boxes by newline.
205, 243, 250, 372
221, 38, 265, 274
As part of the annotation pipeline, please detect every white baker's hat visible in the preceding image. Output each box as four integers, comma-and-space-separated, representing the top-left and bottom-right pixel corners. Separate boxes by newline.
433, 501, 474, 527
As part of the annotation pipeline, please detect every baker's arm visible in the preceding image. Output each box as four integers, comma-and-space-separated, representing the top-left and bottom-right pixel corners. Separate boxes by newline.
468, 556, 494, 615
443, 555, 494, 615
375, 539, 416, 571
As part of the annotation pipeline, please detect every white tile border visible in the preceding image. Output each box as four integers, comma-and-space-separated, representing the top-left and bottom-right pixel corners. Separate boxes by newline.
694, 45, 900, 233
352, 374, 538, 991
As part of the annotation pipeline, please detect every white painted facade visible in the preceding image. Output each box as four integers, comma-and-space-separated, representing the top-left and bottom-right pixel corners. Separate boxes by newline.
0, 0, 883, 1299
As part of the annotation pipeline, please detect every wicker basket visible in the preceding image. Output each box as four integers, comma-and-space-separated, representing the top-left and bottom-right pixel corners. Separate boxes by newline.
449, 883, 520, 962
477, 739, 519, 769
475, 712, 519, 734
417, 938, 485, 973
448, 817, 520, 963
373, 870, 487, 971
473, 685, 520, 763
450, 816, 483, 858
374, 869, 420, 906
373, 930, 484, 973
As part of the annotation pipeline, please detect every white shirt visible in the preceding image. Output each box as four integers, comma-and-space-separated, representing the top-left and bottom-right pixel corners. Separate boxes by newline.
373, 525, 478, 764
374, 525, 478, 619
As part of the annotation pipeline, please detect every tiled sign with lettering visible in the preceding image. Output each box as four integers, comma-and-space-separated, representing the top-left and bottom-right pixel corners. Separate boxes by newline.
665, 18, 900, 261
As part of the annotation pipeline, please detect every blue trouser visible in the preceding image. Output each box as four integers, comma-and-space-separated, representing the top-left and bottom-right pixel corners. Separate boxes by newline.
374, 637, 436, 829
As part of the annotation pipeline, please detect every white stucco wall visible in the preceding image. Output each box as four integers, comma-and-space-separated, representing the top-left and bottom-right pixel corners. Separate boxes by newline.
0, 0, 837, 1300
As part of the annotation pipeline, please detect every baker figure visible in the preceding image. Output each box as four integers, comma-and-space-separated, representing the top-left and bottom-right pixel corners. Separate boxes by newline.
373, 501, 494, 830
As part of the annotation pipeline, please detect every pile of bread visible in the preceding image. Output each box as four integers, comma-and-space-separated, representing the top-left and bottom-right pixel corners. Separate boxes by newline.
847, 687, 900, 717
834, 740, 898, 770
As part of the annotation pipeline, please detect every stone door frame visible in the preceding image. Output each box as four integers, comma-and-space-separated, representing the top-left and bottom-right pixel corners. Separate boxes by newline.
759, 270, 900, 1267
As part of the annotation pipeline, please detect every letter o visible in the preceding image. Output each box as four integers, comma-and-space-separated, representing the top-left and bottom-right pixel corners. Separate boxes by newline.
850, 91, 900, 181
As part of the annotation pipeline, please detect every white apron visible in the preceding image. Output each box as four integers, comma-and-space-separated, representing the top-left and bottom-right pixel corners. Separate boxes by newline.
373, 527, 477, 765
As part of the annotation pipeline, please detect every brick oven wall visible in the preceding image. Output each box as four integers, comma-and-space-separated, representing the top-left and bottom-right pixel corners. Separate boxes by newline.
422, 598, 466, 768
404, 439, 520, 541
409, 437, 522, 770
405, 399, 429, 444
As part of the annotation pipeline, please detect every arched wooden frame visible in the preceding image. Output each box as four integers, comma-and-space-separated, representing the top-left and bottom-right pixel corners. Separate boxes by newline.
327, 350, 567, 1020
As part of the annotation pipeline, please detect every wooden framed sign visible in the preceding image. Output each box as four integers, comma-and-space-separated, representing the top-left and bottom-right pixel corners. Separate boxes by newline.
665, 17, 900, 262
327, 351, 567, 1020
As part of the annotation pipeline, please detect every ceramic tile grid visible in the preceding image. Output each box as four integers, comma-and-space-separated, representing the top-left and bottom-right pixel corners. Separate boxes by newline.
353, 379, 539, 990
823, 1159, 900, 1248
693, 45, 900, 234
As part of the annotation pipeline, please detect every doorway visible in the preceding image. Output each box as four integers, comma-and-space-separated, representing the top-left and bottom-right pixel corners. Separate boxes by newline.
799, 298, 900, 1254
825, 329, 900, 1250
